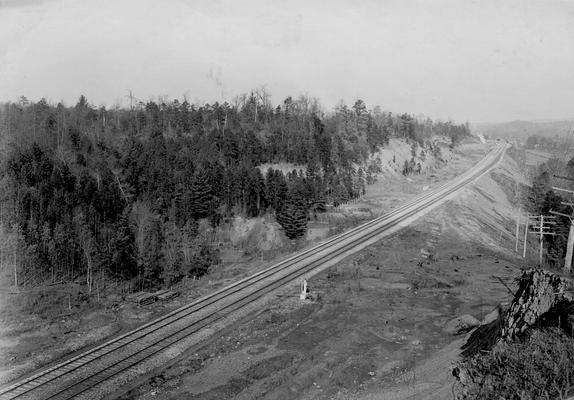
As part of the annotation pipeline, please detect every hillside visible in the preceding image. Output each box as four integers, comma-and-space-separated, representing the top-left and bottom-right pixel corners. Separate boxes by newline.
0, 139, 482, 387
0, 95, 471, 295
113, 142, 529, 400
0, 93, 474, 386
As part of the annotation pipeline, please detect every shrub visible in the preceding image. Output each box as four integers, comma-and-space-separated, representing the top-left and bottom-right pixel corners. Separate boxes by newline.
455, 327, 574, 399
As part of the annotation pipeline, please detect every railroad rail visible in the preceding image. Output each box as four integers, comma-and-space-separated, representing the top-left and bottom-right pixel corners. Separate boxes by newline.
0, 143, 506, 400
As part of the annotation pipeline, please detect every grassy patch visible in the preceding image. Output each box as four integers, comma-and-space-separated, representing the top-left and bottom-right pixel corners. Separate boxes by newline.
455, 327, 574, 399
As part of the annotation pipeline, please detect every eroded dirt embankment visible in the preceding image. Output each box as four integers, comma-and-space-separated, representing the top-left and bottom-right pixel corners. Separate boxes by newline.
114, 145, 532, 400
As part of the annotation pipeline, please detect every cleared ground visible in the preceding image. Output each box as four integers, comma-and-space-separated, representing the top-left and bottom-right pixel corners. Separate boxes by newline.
117, 230, 519, 400
113, 145, 527, 400
1, 140, 523, 400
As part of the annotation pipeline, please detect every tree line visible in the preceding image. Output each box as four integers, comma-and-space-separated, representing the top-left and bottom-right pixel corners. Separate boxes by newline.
523, 156, 574, 266
0, 92, 471, 290
525, 134, 567, 152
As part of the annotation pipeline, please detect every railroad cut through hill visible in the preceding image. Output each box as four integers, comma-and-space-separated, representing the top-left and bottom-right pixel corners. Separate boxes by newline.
115, 144, 538, 400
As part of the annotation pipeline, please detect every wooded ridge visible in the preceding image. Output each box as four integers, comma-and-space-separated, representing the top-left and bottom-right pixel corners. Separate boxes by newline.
0, 92, 471, 291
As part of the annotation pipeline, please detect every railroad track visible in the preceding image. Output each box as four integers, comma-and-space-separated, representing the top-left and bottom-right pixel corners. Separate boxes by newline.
0, 144, 506, 400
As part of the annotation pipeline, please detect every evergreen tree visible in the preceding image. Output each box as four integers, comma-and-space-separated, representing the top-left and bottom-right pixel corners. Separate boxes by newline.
0, 91, 476, 291
331, 181, 349, 207
140, 218, 164, 286
110, 209, 137, 279
276, 200, 307, 240
528, 170, 551, 214
162, 221, 183, 286
187, 169, 214, 220
265, 169, 288, 211
245, 167, 266, 217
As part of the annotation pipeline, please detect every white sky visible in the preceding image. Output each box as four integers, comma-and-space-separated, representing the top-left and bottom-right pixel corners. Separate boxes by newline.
0, 0, 573, 122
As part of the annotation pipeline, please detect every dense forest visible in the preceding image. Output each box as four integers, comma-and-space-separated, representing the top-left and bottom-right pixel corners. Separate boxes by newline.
0, 91, 471, 291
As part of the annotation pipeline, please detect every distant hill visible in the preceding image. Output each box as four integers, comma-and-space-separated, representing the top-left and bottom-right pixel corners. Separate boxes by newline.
472, 119, 573, 140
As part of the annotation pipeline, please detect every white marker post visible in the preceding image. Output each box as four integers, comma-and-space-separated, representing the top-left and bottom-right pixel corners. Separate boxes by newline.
300, 279, 308, 300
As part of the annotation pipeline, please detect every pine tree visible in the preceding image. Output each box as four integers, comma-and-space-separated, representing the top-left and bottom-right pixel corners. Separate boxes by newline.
110, 209, 137, 279
331, 182, 349, 207
161, 221, 183, 286
353, 99, 368, 137
245, 167, 266, 217
528, 170, 551, 214
265, 169, 288, 211
354, 168, 366, 197
187, 169, 214, 220
140, 218, 164, 286
276, 200, 307, 240
402, 160, 411, 175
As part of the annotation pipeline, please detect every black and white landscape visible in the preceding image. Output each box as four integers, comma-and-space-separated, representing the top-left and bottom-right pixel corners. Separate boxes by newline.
0, 1, 573, 399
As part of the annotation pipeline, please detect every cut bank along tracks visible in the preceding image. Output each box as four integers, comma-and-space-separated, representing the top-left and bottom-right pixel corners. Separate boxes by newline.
0, 144, 506, 400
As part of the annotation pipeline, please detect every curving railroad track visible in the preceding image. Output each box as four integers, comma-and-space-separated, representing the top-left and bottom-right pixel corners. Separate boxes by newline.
0, 143, 506, 400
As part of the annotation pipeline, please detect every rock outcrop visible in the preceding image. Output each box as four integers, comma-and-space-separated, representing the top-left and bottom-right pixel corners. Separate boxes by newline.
460, 268, 572, 358
503, 269, 570, 340
453, 268, 574, 398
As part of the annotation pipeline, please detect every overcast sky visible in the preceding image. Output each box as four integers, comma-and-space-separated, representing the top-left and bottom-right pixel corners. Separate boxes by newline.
0, 0, 573, 123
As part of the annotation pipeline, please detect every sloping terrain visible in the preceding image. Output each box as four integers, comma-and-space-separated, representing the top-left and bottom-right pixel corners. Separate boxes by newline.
0, 140, 516, 400
115, 146, 527, 400
0, 138, 483, 387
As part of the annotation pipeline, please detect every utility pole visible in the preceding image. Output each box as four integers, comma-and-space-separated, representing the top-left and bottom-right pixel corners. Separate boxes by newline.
528, 215, 556, 265
523, 215, 529, 258
539, 215, 544, 264
552, 177, 574, 273
550, 208, 574, 273
515, 214, 520, 253
514, 180, 525, 256
566, 218, 574, 273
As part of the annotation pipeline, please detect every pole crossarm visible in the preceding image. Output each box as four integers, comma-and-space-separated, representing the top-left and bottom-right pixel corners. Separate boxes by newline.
553, 187, 574, 194
522, 215, 560, 264
550, 210, 572, 219
553, 175, 574, 182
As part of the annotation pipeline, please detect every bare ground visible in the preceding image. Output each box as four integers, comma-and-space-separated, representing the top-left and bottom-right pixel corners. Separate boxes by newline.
0, 140, 516, 399
116, 218, 521, 400
112, 143, 527, 400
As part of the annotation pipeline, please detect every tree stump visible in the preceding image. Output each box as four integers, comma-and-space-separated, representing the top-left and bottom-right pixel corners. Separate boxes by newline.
453, 269, 574, 399
461, 269, 573, 358
502, 268, 571, 340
